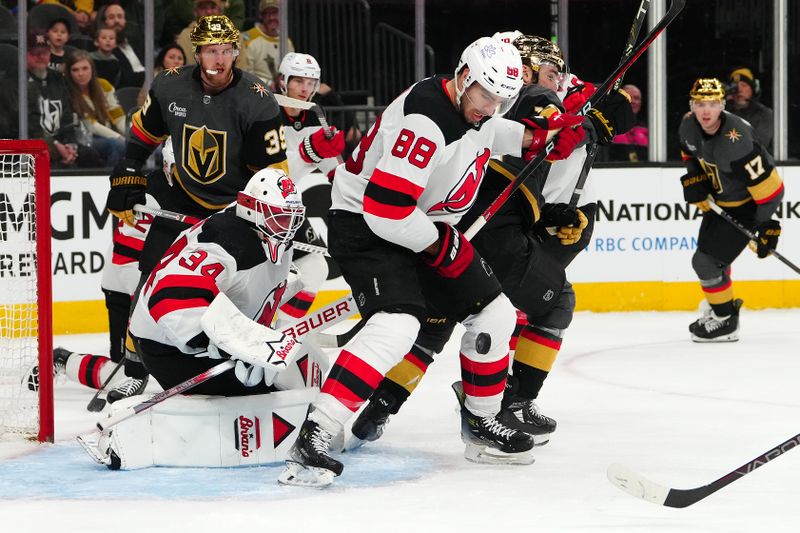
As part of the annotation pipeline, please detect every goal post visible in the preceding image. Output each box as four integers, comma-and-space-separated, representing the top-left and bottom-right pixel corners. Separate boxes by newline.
0, 140, 53, 443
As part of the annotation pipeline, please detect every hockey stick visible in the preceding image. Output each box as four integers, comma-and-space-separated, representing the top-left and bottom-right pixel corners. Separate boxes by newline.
607, 432, 800, 508
274, 93, 335, 140
464, 0, 685, 240
567, 0, 651, 208
707, 199, 800, 275
85, 357, 125, 412
133, 204, 331, 257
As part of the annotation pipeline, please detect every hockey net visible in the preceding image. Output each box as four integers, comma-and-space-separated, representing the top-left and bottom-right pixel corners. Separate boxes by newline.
0, 140, 53, 442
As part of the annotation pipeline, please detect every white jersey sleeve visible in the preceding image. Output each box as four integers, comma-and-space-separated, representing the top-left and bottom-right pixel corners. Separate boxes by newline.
490, 117, 524, 158
362, 112, 445, 252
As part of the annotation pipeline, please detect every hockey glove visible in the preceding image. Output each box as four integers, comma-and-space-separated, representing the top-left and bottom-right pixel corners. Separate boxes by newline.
680, 172, 712, 212
545, 125, 586, 162
555, 208, 589, 245
562, 80, 596, 114
422, 222, 474, 279
754, 219, 781, 258
521, 111, 585, 158
107, 159, 147, 227
539, 203, 587, 244
585, 90, 636, 144
300, 127, 345, 164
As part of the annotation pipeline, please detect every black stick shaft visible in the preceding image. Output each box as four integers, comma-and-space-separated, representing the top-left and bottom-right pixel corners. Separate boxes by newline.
568, 0, 651, 208
464, 0, 685, 239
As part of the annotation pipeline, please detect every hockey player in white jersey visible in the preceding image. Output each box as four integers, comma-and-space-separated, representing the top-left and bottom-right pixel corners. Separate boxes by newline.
349, 33, 635, 451
272, 52, 344, 329
278, 36, 587, 487
85, 168, 329, 470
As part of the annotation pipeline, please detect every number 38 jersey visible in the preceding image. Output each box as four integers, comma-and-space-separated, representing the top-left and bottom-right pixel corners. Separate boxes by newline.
129, 209, 292, 354
331, 75, 525, 252
130, 66, 289, 211
679, 111, 784, 222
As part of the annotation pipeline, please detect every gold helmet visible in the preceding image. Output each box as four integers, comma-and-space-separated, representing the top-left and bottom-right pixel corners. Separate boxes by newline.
689, 78, 725, 102
513, 35, 566, 74
190, 15, 240, 53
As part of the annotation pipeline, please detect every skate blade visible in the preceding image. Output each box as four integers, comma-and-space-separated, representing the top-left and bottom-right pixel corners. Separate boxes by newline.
76, 433, 111, 466
277, 461, 336, 487
691, 333, 739, 343
532, 434, 551, 447
463, 443, 535, 465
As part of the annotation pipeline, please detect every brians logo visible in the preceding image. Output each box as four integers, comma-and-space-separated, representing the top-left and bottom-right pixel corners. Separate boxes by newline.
234, 415, 261, 458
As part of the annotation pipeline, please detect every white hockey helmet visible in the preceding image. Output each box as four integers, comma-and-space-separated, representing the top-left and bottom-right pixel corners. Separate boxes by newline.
278, 52, 321, 99
454, 37, 524, 117
162, 137, 175, 184
491, 30, 523, 44
237, 168, 306, 263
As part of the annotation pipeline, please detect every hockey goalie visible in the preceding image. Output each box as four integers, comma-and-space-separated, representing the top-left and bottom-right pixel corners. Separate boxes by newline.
85, 169, 330, 470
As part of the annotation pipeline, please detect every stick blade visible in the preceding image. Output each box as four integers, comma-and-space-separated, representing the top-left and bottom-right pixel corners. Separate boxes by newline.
86, 397, 107, 412
607, 463, 670, 505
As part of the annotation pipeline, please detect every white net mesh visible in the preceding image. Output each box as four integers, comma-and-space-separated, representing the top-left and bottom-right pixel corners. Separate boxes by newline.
0, 153, 42, 440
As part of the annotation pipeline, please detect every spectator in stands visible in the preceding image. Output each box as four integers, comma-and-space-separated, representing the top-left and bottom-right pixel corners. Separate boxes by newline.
42, 0, 94, 33
604, 83, 648, 162
137, 42, 187, 107
242, 0, 294, 86
727, 67, 774, 151
65, 49, 126, 165
90, 25, 121, 86
177, 0, 224, 65
25, 30, 78, 168
97, 2, 145, 88
46, 17, 76, 75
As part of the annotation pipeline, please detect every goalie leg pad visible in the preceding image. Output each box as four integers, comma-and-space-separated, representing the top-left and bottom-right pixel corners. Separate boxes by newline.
103, 390, 317, 469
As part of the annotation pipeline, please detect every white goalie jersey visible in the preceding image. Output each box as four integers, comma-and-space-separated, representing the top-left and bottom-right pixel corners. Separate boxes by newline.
129, 208, 293, 354
330, 75, 524, 252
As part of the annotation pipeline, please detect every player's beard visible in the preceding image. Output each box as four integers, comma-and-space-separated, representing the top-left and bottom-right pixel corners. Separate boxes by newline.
200, 65, 234, 93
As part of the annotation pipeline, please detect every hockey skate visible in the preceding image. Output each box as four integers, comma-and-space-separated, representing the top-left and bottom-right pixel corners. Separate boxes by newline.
690, 299, 742, 343
25, 346, 72, 392
106, 375, 149, 404
452, 382, 535, 465
76, 431, 121, 470
278, 419, 343, 487
503, 396, 557, 447
347, 388, 397, 448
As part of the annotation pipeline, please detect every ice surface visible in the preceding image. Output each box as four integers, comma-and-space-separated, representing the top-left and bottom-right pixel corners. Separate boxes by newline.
1, 310, 798, 532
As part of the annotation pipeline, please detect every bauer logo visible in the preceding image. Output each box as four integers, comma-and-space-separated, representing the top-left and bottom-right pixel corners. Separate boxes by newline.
234, 415, 261, 458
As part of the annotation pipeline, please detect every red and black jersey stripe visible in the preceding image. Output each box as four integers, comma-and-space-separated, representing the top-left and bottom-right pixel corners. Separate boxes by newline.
363, 168, 424, 220
460, 353, 509, 397
78, 354, 110, 389
279, 290, 315, 319
321, 350, 384, 412
148, 273, 220, 322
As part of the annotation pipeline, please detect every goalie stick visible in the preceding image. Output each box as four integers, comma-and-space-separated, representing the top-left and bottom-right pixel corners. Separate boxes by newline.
567, 0, 651, 208
607, 432, 800, 508
133, 204, 331, 257
464, 0, 685, 240
706, 198, 800, 275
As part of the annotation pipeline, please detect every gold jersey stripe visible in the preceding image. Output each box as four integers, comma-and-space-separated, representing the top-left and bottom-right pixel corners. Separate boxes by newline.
488, 160, 540, 222
747, 169, 783, 203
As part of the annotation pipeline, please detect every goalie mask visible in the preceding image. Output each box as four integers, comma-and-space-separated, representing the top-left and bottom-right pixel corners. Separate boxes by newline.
278, 52, 321, 100
237, 169, 305, 263
190, 15, 240, 55
513, 35, 566, 85
454, 36, 524, 117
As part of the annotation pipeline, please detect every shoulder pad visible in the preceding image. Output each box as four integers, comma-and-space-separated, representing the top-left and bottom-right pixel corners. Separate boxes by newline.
198, 210, 266, 270
403, 76, 471, 145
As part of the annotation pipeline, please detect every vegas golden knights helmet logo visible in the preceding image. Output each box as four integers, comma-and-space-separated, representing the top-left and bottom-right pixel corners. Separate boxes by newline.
181, 124, 228, 184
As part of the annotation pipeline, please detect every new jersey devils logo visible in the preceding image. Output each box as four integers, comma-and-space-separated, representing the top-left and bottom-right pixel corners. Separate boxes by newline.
428, 149, 491, 214
256, 281, 288, 326
277, 176, 296, 198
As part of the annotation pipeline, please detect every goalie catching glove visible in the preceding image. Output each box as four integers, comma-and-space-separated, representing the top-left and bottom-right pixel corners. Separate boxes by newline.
107, 158, 147, 226
200, 292, 304, 386
300, 127, 345, 164
539, 203, 589, 245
